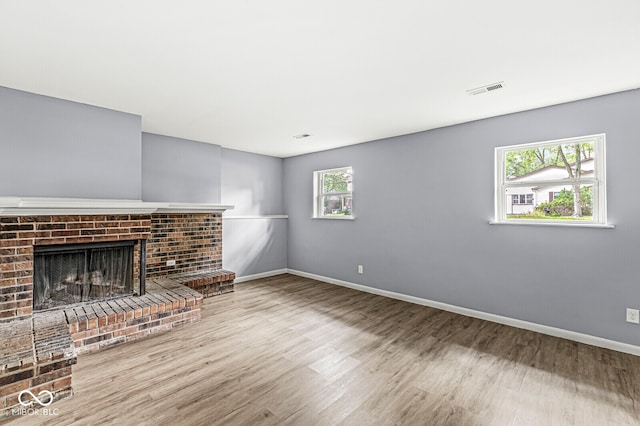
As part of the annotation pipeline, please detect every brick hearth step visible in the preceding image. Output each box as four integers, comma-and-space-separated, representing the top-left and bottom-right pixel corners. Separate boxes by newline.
151, 269, 236, 298
64, 281, 204, 355
0, 312, 76, 412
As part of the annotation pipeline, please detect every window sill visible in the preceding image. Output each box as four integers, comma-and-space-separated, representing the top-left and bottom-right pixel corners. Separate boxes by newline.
489, 220, 615, 229
311, 216, 356, 220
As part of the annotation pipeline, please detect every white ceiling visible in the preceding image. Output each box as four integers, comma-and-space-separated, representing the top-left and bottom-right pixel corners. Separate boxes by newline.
1, 1, 639, 158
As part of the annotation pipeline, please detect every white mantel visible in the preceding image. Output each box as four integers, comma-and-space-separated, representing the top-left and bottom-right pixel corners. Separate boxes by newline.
0, 197, 234, 216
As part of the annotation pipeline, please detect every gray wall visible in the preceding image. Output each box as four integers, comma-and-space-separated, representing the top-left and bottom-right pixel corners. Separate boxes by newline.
141, 132, 221, 203
222, 148, 287, 277
0, 86, 142, 199
284, 89, 640, 347
0, 84, 285, 279
221, 148, 284, 215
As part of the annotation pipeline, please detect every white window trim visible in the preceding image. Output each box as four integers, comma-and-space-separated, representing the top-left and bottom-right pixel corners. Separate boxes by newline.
313, 166, 354, 219
494, 134, 610, 227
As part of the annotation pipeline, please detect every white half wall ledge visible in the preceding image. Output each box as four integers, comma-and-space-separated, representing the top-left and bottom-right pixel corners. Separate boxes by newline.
223, 215, 288, 219
0, 197, 234, 216
285, 269, 640, 357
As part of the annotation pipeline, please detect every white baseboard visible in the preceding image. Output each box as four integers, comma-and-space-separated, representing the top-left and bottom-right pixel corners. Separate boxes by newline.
234, 269, 288, 283
286, 269, 640, 357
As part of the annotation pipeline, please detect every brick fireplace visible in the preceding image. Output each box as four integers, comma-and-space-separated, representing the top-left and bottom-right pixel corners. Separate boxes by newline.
0, 200, 234, 416
0, 214, 150, 320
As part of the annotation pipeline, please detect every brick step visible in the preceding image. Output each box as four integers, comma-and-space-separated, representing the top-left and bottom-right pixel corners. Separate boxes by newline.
0, 313, 76, 414
64, 285, 203, 355
154, 269, 235, 298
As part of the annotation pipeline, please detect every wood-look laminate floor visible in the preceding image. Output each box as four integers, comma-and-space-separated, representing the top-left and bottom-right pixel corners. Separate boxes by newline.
6, 274, 640, 425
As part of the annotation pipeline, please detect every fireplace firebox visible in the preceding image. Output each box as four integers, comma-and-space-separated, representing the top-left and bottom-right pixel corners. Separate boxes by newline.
33, 241, 143, 311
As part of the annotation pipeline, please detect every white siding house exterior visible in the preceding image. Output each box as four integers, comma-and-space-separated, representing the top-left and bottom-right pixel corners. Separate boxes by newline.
505, 159, 594, 215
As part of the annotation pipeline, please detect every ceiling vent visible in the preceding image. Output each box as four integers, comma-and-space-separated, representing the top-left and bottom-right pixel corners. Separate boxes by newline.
466, 81, 504, 96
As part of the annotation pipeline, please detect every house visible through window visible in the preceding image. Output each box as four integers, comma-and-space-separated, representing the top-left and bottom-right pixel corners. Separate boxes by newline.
495, 134, 607, 225
313, 167, 353, 218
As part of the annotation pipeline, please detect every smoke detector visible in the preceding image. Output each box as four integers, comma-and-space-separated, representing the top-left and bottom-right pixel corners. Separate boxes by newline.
466, 81, 504, 96
293, 133, 311, 139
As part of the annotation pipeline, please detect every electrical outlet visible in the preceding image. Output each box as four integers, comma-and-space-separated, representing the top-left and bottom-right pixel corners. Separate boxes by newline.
626, 308, 640, 324
166, 260, 176, 267
357, 265, 363, 274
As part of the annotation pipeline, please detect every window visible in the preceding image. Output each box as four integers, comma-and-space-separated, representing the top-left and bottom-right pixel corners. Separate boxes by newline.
313, 167, 353, 218
495, 134, 607, 225
512, 194, 533, 205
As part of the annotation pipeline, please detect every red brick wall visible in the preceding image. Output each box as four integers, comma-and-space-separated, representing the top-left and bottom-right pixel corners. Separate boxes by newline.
146, 213, 222, 278
0, 215, 152, 321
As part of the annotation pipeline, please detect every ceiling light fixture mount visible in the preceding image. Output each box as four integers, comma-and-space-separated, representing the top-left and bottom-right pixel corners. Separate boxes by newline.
466, 81, 504, 96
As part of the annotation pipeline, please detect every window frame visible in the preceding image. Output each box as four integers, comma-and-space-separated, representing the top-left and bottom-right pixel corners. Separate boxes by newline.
494, 134, 608, 226
313, 166, 353, 220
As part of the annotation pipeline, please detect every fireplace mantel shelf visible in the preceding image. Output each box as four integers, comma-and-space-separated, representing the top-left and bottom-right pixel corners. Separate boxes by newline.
0, 197, 234, 216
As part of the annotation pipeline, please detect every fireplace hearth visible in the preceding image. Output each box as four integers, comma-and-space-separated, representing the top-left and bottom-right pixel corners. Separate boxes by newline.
33, 241, 139, 311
